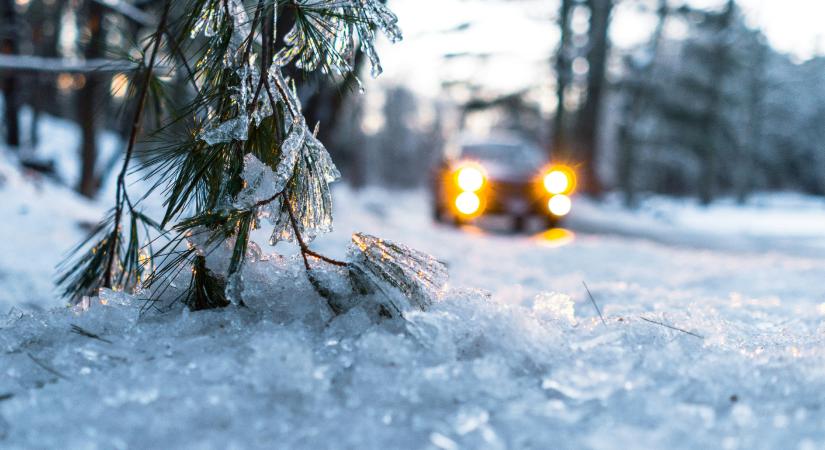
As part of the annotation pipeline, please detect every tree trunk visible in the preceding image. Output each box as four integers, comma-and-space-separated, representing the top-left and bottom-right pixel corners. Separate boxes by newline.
698, 0, 735, 206
77, 2, 107, 198
618, 0, 668, 207
577, 0, 613, 196
551, 0, 573, 160
1, 0, 20, 149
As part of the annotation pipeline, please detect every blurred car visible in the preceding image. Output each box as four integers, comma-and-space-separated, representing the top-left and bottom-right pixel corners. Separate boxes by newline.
431, 137, 577, 231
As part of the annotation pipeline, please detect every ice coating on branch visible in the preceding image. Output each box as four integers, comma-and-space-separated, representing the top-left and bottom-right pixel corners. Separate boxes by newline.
199, 115, 249, 145
347, 233, 448, 315
278, 119, 307, 177
273, 123, 340, 244
274, 0, 402, 78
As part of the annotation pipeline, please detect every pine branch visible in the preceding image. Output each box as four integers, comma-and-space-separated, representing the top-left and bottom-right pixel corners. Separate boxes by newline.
104, 0, 172, 289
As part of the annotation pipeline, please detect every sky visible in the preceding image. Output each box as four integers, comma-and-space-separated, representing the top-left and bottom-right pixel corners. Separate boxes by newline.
366, 0, 825, 103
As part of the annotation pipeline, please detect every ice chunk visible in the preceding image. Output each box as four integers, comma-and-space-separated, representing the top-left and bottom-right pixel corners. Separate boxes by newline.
199, 115, 249, 145
235, 154, 279, 209
347, 233, 448, 315
226, 271, 244, 306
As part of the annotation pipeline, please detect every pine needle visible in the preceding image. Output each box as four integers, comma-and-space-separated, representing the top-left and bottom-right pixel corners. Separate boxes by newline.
639, 316, 704, 339
26, 352, 69, 381
582, 281, 607, 326
70, 324, 113, 344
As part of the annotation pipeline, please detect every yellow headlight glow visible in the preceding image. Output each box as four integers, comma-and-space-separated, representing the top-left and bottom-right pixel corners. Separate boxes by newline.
543, 170, 570, 195
548, 194, 572, 216
457, 166, 485, 192
455, 192, 481, 215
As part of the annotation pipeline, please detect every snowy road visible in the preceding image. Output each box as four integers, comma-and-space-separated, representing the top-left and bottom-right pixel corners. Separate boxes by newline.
2, 184, 825, 449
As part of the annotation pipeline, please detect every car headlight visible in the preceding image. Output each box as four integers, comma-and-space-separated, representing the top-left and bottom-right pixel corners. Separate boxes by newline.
543, 170, 570, 195
456, 166, 485, 192
548, 194, 572, 216
455, 191, 481, 215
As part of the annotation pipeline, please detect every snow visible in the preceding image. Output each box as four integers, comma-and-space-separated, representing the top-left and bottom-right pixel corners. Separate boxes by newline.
2, 160, 825, 448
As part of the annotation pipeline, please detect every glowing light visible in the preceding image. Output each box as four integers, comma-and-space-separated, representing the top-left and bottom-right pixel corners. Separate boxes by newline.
110, 73, 129, 99
455, 192, 481, 215
457, 166, 485, 192
548, 194, 572, 216
543, 170, 570, 194
533, 228, 575, 248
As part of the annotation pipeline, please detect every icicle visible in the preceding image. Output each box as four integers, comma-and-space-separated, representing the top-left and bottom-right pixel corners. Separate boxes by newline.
347, 233, 448, 315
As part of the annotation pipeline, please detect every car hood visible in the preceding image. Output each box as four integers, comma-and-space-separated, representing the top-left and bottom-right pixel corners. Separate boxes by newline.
481, 161, 542, 184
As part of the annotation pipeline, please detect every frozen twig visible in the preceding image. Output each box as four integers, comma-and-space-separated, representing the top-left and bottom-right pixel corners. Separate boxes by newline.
583, 281, 607, 326
639, 316, 704, 339
0, 393, 13, 402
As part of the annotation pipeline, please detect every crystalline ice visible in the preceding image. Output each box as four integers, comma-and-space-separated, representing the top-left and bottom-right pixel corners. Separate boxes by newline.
265, 120, 340, 245
199, 115, 249, 145
347, 233, 448, 315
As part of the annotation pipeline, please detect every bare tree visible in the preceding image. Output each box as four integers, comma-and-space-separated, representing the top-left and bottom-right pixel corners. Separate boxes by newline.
76, 1, 108, 197
576, 0, 613, 196
551, 0, 574, 159
618, 0, 669, 207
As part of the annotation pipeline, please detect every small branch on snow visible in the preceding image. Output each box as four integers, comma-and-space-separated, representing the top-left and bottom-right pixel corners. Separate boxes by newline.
0, 393, 13, 402
639, 316, 704, 339
583, 281, 607, 326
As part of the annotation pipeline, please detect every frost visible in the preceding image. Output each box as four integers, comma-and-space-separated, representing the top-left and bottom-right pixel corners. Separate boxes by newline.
347, 233, 448, 315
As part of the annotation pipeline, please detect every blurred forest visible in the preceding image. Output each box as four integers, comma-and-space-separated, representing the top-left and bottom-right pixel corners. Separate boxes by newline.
1, 0, 824, 205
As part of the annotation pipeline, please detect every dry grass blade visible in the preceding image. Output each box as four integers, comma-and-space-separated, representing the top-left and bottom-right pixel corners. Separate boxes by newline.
583, 281, 607, 326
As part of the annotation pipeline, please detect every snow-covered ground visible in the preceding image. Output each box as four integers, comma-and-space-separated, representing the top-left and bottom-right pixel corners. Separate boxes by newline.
2, 147, 825, 448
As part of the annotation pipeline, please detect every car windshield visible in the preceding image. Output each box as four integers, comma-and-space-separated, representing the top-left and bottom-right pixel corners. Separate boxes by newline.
461, 143, 545, 170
